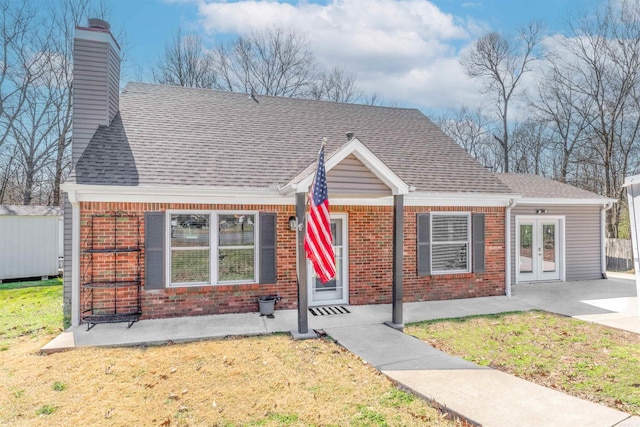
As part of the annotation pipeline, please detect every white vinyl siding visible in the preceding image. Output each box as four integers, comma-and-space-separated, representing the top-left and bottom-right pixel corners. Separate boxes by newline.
509, 205, 603, 282
0, 214, 62, 280
326, 154, 392, 197
431, 213, 471, 274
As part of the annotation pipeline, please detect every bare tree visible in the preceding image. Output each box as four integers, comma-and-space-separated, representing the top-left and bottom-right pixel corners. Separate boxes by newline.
153, 29, 218, 88
0, 0, 49, 152
510, 120, 553, 175
555, 0, 640, 237
311, 66, 362, 103
0, 143, 20, 203
435, 106, 500, 170
532, 63, 595, 183
153, 25, 376, 105
461, 22, 543, 172
0, 0, 109, 205
0, 0, 56, 204
214, 26, 316, 97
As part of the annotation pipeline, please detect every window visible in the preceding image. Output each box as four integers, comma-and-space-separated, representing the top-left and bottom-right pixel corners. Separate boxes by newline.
167, 212, 258, 286
170, 214, 210, 284
431, 213, 470, 274
218, 214, 255, 282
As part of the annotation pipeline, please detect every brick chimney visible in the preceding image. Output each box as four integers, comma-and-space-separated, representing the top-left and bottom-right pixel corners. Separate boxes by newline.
72, 18, 120, 166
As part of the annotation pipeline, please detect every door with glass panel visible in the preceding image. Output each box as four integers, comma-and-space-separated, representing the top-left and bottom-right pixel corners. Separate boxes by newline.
308, 215, 348, 305
517, 218, 561, 282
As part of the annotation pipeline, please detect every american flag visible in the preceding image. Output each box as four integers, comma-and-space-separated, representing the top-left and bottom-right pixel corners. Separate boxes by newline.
304, 145, 336, 283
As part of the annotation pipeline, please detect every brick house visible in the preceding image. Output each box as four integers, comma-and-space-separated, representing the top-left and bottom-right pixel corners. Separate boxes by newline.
62, 20, 613, 329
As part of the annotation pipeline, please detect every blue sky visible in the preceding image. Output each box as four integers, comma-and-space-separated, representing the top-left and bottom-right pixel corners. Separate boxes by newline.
105, 0, 599, 112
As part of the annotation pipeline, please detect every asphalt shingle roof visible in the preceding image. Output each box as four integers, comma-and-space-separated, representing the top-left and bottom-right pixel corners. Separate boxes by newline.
495, 173, 609, 200
71, 82, 513, 194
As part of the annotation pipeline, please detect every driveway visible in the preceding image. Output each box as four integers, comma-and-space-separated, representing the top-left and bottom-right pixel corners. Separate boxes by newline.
511, 273, 640, 333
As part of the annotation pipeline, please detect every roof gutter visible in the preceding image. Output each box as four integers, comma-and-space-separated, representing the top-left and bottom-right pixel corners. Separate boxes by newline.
505, 198, 517, 297
601, 201, 614, 279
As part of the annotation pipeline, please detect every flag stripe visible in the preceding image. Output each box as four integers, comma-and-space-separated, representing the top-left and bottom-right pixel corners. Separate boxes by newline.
304, 146, 336, 284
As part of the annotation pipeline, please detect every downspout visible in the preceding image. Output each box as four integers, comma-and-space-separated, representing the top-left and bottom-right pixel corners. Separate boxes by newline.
68, 190, 81, 326
505, 199, 517, 297
601, 201, 614, 279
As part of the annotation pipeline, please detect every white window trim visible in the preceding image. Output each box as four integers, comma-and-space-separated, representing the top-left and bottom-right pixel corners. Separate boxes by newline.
166, 210, 259, 287
430, 212, 471, 275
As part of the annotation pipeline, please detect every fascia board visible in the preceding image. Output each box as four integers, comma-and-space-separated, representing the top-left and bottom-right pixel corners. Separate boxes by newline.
513, 197, 616, 205
61, 183, 396, 206
405, 192, 519, 207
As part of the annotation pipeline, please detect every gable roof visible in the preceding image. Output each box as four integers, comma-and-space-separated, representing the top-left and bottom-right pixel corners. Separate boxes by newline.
495, 173, 613, 203
282, 137, 410, 195
69, 82, 512, 195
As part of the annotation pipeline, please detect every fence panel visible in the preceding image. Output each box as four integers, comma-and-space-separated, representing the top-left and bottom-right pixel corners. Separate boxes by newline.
606, 238, 633, 272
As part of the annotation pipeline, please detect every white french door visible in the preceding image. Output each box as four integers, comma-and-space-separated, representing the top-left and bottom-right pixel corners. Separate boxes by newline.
308, 214, 348, 306
516, 217, 564, 283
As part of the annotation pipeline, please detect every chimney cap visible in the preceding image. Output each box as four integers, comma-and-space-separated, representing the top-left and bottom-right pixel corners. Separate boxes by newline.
88, 18, 110, 30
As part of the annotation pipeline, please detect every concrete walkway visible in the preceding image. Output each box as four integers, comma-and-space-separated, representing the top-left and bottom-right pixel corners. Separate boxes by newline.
325, 323, 635, 427
43, 275, 640, 426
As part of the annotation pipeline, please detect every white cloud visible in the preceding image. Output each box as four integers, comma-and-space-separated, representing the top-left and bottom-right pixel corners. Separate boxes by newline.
186, 0, 490, 111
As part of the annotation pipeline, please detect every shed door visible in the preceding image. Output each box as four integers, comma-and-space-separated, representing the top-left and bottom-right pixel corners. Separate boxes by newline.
517, 218, 562, 282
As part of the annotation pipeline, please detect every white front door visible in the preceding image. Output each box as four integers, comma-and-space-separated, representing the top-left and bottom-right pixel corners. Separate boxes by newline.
517, 217, 563, 282
308, 215, 348, 306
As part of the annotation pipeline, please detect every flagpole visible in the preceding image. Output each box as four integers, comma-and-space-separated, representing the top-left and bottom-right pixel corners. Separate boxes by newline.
292, 138, 330, 340
294, 190, 309, 336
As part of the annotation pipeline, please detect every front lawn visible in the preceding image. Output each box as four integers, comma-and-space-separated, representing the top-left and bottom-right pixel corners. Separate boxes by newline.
0, 278, 64, 343
0, 280, 460, 427
406, 311, 640, 415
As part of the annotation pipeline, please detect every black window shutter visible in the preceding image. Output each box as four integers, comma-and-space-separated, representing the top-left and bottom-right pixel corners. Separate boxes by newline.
472, 213, 486, 273
145, 212, 165, 289
417, 213, 431, 276
259, 212, 277, 284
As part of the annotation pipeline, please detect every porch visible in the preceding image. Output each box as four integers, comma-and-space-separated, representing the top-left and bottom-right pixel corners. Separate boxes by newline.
44, 274, 639, 351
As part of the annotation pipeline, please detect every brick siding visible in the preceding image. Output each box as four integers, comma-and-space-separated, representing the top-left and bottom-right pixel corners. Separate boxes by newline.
78, 202, 506, 321
404, 206, 506, 301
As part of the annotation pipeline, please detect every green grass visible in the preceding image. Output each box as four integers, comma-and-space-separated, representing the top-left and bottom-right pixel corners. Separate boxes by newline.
0, 277, 61, 291
36, 404, 57, 415
52, 381, 67, 391
406, 310, 640, 415
0, 278, 63, 340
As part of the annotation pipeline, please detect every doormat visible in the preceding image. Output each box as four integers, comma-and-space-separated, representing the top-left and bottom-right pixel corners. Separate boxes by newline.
309, 306, 351, 316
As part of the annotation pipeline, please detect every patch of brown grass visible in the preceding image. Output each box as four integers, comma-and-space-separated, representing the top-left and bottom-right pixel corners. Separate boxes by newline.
1, 333, 461, 426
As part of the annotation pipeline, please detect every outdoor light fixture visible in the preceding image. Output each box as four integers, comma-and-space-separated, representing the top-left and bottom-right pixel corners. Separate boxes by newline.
536, 209, 549, 214
288, 216, 297, 231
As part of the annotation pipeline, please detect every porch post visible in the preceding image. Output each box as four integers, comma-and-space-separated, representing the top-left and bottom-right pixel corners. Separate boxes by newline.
389, 194, 404, 329
292, 191, 315, 339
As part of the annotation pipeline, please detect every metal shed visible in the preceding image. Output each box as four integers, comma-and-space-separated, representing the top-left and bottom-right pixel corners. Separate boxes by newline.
0, 205, 63, 281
